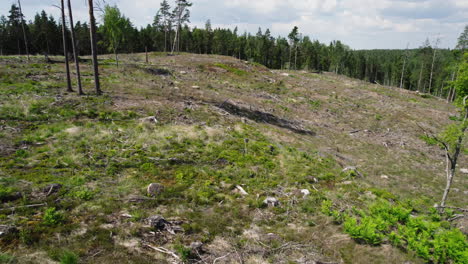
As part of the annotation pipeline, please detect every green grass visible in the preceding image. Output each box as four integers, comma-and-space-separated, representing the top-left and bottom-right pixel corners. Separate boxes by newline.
214, 63, 248, 76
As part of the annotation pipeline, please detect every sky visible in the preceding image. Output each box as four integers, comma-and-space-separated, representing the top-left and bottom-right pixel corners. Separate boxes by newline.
2, 0, 467, 50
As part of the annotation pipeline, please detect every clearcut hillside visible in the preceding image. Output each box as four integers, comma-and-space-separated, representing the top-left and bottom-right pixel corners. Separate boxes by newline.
0, 53, 466, 264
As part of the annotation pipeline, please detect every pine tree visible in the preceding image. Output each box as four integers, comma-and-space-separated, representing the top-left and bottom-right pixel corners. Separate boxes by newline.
171, 0, 192, 54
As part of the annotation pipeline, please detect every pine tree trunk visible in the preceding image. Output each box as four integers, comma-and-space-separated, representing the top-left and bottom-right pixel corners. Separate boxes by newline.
60, 0, 73, 92
164, 29, 167, 52
88, 0, 101, 95
67, 0, 83, 95
17, 0, 30, 61
145, 46, 148, 64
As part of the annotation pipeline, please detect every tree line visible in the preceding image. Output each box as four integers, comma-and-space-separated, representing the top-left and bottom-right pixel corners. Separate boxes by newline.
1, 1, 467, 100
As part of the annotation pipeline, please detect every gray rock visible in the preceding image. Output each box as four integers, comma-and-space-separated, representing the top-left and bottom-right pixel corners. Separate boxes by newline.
190, 241, 204, 253
147, 183, 164, 197
263, 197, 279, 207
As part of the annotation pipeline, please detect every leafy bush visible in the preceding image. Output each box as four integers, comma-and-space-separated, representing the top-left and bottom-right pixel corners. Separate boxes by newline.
71, 188, 94, 201
0, 253, 16, 263
59, 251, 78, 264
344, 216, 384, 245
43, 207, 64, 226
326, 197, 468, 262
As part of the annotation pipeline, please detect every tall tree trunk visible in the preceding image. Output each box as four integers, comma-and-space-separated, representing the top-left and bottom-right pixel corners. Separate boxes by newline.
429, 49, 438, 94
418, 62, 424, 92
164, 28, 167, 52
145, 46, 148, 64
440, 103, 468, 211
60, 0, 73, 92
294, 45, 298, 70
447, 71, 456, 102
17, 0, 30, 61
400, 44, 409, 89
114, 47, 119, 67
88, 0, 101, 95
67, 0, 83, 95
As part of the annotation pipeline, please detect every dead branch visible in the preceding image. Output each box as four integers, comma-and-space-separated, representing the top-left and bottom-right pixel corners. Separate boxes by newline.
1, 203, 47, 211
143, 244, 180, 260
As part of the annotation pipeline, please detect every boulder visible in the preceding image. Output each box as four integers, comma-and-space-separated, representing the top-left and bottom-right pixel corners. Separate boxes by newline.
263, 197, 279, 207
147, 183, 164, 197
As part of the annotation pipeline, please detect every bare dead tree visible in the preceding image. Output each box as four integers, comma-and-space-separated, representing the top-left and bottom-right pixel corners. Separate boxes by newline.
399, 43, 409, 89
418, 61, 424, 92
428, 37, 441, 94
60, 0, 73, 92
88, 0, 101, 95
17, 0, 30, 61
421, 96, 468, 213
67, 0, 83, 95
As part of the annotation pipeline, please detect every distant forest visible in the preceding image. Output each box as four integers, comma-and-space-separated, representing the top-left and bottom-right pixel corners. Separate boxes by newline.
1, 1, 467, 100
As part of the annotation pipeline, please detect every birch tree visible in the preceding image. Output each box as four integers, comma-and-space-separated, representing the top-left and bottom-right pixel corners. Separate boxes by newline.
171, 0, 192, 54
101, 5, 132, 67
422, 53, 468, 213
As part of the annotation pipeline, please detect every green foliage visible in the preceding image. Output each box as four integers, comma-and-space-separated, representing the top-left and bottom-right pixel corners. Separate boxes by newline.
42, 208, 64, 226
453, 53, 468, 102
214, 63, 247, 76
344, 216, 384, 245
71, 188, 94, 201
59, 251, 78, 264
0, 185, 15, 201
0, 253, 16, 263
174, 244, 193, 262
326, 197, 468, 263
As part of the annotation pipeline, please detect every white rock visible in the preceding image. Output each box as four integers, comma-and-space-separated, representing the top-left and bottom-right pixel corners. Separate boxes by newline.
460, 168, 468, 174
235, 185, 248, 196
192, 86, 200, 89
381, 175, 389, 180
140, 116, 158, 124
281, 73, 290, 77
300, 189, 310, 197
180, 71, 187, 74
263, 197, 279, 207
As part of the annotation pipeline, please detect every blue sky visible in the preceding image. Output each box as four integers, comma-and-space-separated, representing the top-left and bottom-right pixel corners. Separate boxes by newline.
2, 0, 467, 49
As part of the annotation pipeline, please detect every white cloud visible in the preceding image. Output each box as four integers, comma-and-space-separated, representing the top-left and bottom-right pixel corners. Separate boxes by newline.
9, 0, 468, 49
